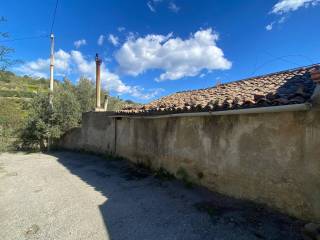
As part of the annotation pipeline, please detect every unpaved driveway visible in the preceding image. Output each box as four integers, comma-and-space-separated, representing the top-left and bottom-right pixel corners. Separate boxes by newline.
0, 151, 304, 240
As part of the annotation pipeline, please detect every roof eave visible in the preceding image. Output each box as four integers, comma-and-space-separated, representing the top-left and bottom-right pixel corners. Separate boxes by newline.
112, 103, 312, 119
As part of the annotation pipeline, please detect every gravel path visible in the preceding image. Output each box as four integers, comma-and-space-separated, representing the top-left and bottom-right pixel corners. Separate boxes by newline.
0, 151, 304, 240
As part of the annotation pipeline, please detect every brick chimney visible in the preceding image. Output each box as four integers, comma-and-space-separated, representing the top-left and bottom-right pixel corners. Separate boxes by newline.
95, 53, 102, 111
311, 67, 320, 84
310, 66, 320, 106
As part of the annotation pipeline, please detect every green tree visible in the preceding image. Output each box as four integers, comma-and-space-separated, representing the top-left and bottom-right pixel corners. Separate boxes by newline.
20, 94, 51, 149
62, 77, 76, 94
20, 81, 81, 150
53, 82, 81, 134
75, 77, 95, 113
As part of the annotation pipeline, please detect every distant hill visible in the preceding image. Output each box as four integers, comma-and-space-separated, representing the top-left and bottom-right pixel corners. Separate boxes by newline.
0, 70, 138, 109
0, 71, 48, 99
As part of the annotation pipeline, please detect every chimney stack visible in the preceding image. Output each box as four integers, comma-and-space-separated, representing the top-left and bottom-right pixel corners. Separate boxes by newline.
310, 66, 320, 106
310, 67, 320, 84
95, 53, 102, 111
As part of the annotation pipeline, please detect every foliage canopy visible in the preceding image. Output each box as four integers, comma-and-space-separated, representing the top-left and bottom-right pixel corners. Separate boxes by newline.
0, 71, 137, 151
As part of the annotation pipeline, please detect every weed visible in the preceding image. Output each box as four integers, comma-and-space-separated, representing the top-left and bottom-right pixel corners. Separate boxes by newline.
154, 167, 175, 181
176, 167, 193, 188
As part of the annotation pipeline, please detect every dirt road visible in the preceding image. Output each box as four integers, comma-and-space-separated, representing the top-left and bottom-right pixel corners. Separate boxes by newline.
0, 151, 304, 240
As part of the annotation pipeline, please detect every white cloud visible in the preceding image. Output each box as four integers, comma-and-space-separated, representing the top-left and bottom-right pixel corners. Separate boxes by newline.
14, 49, 162, 100
117, 26, 126, 32
147, 1, 156, 12
168, 2, 180, 13
14, 49, 72, 78
147, 0, 180, 13
147, 0, 163, 12
126, 86, 164, 100
115, 28, 232, 81
266, 0, 319, 31
278, 16, 287, 23
15, 59, 48, 78
97, 35, 105, 46
108, 34, 119, 46
73, 39, 87, 48
70, 50, 129, 93
271, 0, 320, 14
126, 32, 139, 41
266, 22, 274, 31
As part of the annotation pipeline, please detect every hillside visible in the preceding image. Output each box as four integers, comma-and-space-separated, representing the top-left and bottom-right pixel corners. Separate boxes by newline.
0, 71, 48, 98
0, 71, 138, 151
0, 71, 47, 151
0, 70, 138, 110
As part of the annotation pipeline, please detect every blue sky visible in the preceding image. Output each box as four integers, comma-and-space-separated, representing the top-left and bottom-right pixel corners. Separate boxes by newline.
1, 0, 320, 102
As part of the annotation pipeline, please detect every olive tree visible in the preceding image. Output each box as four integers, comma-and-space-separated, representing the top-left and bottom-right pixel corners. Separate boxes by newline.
20, 81, 81, 150
76, 77, 95, 113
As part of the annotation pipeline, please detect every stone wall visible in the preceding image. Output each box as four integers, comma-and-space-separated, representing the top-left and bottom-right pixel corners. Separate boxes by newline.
59, 109, 320, 221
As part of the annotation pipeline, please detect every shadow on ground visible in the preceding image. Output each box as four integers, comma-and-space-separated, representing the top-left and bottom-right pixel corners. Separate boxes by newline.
52, 151, 304, 240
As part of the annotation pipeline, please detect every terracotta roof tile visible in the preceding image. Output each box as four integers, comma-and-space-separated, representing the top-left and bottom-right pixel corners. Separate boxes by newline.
119, 64, 320, 115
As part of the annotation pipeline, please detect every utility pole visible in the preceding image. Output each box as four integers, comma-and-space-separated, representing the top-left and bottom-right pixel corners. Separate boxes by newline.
48, 33, 54, 151
49, 33, 54, 105
95, 53, 103, 111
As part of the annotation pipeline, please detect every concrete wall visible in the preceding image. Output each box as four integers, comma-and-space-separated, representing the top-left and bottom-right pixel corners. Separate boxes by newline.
60, 109, 320, 221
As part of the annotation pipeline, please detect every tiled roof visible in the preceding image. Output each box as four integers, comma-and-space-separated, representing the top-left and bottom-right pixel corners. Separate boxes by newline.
119, 64, 320, 115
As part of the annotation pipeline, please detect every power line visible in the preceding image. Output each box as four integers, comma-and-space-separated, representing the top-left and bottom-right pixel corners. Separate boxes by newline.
0, 35, 48, 43
252, 54, 317, 76
50, 0, 59, 34
277, 54, 315, 65
0, 1, 58, 43
263, 51, 300, 68
0, 0, 59, 43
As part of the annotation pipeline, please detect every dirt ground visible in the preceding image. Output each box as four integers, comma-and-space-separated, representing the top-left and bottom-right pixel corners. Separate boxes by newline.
0, 151, 305, 240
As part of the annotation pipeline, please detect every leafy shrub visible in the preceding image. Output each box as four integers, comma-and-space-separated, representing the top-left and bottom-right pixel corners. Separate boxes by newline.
20, 83, 81, 150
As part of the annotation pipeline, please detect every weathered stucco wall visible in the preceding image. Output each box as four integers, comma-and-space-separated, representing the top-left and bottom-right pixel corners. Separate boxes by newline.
60, 110, 320, 221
